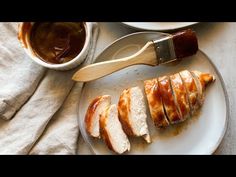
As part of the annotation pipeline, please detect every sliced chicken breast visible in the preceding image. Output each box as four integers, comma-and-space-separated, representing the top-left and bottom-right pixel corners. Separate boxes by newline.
144, 78, 169, 128
144, 70, 215, 128
118, 87, 151, 143
100, 104, 131, 154
85, 95, 111, 138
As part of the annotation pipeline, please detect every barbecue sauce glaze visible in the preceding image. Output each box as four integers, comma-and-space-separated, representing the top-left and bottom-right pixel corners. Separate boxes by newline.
30, 22, 86, 64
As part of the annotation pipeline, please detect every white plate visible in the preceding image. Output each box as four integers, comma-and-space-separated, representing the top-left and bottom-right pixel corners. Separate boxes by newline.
122, 22, 198, 31
78, 32, 229, 155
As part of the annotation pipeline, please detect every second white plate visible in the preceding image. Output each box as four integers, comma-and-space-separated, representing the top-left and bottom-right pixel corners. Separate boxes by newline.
78, 32, 229, 155
122, 22, 198, 31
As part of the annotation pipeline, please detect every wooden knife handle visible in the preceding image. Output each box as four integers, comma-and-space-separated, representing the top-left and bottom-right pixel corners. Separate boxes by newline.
72, 41, 157, 82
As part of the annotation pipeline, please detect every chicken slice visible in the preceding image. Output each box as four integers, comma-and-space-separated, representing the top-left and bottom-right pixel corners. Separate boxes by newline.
179, 70, 200, 115
170, 73, 191, 121
100, 104, 131, 154
118, 86, 151, 143
191, 70, 215, 106
144, 78, 169, 128
85, 95, 111, 138
158, 76, 182, 124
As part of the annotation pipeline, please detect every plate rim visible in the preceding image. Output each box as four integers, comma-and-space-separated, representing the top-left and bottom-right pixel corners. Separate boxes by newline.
78, 31, 229, 155
122, 22, 199, 31
199, 51, 229, 154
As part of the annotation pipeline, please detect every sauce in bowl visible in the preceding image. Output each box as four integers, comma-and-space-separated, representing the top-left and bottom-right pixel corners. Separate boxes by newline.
30, 22, 86, 64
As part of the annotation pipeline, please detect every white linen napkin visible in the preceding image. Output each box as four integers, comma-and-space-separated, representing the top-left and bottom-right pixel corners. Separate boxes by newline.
29, 83, 82, 155
0, 22, 99, 154
0, 23, 46, 120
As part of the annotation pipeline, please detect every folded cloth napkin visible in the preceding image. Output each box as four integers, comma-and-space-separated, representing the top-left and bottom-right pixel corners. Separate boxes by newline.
0, 23, 46, 120
0, 22, 99, 154
29, 83, 81, 155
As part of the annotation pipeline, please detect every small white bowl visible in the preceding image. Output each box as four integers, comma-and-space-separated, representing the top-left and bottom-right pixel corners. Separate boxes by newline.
18, 22, 92, 71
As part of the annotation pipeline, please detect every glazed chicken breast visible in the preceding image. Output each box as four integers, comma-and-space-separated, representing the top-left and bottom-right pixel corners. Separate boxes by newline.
144, 70, 215, 127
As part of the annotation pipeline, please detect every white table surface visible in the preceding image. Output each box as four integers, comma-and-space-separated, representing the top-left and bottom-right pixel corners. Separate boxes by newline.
77, 22, 235, 154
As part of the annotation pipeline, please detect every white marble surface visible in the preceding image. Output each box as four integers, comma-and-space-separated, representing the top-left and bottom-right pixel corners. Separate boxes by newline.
77, 22, 235, 154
